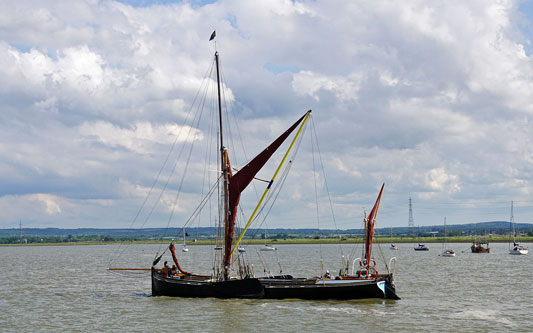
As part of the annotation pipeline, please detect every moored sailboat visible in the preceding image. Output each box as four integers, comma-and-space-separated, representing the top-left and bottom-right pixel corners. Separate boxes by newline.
508, 201, 528, 255
389, 227, 399, 250
414, 226, 429, 251
181, 232, 189, 252
260, 229, 276, 251
440, 217, 455, 257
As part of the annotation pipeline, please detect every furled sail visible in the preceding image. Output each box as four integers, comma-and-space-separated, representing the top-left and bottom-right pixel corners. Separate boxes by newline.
223, 112, 308, 273
364, 183, 384, 267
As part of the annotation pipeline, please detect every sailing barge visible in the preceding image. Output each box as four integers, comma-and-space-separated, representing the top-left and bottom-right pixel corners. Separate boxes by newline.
135, 46, 399, 300
152, 184, 399, 300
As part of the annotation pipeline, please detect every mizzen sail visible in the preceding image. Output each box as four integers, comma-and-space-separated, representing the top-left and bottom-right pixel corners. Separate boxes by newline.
364, 183, 384, 267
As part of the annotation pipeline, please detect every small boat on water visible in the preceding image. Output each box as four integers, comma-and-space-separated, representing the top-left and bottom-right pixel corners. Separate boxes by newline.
508, 201, 528, 255
414, 225, 429, 251
471, 237, 490, 253
182, 233, 189, 252
389, 227, 399, 250
440, 217, 455, 257
510, 243, 528, 255
260, 244, 276, 251
260, 229, 276, 251
441, 249, 456, 257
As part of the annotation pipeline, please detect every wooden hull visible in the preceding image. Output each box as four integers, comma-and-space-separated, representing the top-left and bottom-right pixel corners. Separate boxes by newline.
259, 274, 400, 300
151, 269, 264, 298
151, 269, 400, 300
471, 246, 490, 253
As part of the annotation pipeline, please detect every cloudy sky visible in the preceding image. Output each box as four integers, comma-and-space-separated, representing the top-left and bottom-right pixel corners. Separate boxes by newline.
1, 0, 533, 230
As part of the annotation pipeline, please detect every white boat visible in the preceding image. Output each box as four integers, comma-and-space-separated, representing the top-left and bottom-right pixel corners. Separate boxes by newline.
260, 244, 277, 251
510, 244, 528, 255
509, 201, 528, 255
440, 217, 455, 257
260, 229, 276, 251
181, 233, 189, 252
441, 249, 456, 257
238, 247, 246, 253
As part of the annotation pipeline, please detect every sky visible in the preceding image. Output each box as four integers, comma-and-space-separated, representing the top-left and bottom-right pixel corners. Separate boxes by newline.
1, 0, 533, 230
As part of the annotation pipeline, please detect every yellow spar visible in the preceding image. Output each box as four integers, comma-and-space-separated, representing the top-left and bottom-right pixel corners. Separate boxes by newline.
230, 110, 312, 257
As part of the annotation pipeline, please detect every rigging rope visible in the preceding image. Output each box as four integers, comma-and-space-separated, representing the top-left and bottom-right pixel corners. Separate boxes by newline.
311, 125, 324, 274
108, 59, 216, 267
310, 117, 344, 259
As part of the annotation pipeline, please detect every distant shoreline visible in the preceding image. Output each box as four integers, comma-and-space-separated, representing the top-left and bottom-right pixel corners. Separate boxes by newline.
2, 236, 532, 247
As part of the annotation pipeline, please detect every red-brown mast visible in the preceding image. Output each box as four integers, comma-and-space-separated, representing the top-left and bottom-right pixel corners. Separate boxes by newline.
214, 51, 232, 280
364, 183, 385, 268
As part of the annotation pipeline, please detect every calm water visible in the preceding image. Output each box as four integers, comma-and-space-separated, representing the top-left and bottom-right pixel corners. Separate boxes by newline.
2, 242, 532, 332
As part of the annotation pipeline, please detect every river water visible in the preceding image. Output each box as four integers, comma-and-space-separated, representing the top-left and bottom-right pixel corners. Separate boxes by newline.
2, 242, 532, 332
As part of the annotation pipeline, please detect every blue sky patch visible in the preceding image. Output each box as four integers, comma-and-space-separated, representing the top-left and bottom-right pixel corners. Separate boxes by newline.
264, 62, 301, 75
518, 0, 533, 56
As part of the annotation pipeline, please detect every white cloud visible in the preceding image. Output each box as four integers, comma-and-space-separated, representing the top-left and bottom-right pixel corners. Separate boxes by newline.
292, 71, 362, 101
1, 0, 533, 229
78, 121, 202, 153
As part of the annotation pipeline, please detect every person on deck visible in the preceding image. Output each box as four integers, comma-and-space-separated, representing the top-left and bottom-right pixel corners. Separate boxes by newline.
163, 261, 170, 276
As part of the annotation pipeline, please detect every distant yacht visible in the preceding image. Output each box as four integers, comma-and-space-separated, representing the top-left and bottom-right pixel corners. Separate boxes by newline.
260, 244, 277, 251
414, 225, 429, 251
182, 233, 189, 252
389, 227, 399, 250
508, 201, 528, 255
260, 229, 276, 251
440, 217, 455, 257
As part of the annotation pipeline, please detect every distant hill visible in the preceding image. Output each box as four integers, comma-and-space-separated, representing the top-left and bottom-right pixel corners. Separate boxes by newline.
2, 221, 532, 238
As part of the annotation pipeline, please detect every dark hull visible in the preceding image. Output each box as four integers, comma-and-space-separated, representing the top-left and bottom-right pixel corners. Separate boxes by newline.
259, 275, 400, 300
151, 269, 264, 298
152, 269, 400, 300
471, 247, 490, 253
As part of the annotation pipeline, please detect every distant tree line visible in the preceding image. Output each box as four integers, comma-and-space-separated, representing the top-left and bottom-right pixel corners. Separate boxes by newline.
2, 221, 533, 244
0, 234, 152, 244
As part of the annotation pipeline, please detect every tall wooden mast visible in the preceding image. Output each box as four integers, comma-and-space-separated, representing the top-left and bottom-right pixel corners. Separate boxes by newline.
215, 51, 231, 280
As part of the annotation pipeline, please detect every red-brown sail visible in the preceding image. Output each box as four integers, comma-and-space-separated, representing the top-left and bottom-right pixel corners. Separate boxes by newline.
364, 183, 384, 267
222, 112, 309, 276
